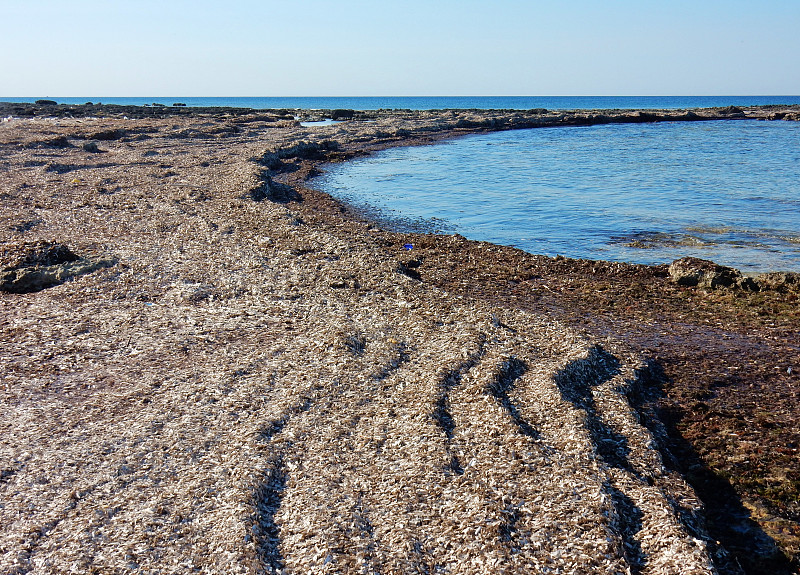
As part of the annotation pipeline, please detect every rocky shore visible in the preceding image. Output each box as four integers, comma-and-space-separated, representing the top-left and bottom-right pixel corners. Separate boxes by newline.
1, 103, 798, 574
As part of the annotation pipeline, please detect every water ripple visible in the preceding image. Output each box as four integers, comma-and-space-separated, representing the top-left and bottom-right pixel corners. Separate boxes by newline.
318, 121, 800, 272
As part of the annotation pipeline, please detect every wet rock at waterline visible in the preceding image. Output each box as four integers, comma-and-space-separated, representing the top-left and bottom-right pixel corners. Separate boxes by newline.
668, 257, 758, 290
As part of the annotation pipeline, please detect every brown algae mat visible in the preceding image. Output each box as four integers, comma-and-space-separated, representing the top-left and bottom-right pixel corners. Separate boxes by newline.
1, 104, 798, 574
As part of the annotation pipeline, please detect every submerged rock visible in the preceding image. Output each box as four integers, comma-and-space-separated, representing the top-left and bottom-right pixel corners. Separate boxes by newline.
668, 257, 757, 290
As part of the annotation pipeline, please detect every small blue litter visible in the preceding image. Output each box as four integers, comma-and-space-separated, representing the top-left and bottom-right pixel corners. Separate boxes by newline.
403, 243, 413, 250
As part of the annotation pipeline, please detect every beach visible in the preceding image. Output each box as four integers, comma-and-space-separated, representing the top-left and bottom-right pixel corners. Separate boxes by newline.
1, 103, 798, 574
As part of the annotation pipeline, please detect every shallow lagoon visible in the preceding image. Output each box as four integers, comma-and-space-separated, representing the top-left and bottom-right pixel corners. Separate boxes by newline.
318, 120, 800, 273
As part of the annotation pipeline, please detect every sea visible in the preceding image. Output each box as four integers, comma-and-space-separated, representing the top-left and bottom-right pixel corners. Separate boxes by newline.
7, 96, 799, 272
315, 115, 800, 273
5, 95, 800, 111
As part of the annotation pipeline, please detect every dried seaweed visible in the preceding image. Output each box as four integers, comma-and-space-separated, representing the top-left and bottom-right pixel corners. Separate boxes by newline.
0, 112, 727, 574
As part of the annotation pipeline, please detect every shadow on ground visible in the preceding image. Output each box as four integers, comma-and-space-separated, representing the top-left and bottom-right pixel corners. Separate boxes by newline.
633, 362, 795, 575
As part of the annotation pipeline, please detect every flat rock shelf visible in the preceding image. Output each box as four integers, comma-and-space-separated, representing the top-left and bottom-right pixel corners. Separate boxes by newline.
1, 103, 798, 574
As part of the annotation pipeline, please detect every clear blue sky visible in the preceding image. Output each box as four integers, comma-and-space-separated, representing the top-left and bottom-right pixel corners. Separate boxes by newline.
3, 0, 799, 96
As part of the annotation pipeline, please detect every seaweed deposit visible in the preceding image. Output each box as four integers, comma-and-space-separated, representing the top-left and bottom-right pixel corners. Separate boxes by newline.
1, 104, 799, 574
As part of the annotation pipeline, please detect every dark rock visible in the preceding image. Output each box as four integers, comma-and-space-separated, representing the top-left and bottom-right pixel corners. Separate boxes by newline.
27, 136, 73, 149
249, 174, 300, 203
83, 141, 103, 153
0, 241, 116, 293
1, 261, 108, 293
35, 99, 57, 106
2, 241, 78, 269
718, 106, 745, 117
668, 257, 757, 290
89, 129, 126, 141
258, 140, 341, 172
634, 111, 660, 122
755, 271, 800, 293
330, 109, 354, 120
172, 102, 187, 107
397, 261, 422, 281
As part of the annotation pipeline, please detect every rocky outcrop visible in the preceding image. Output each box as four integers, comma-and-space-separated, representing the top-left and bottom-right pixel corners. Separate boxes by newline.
258, 140, 342, 171
0, 241, 115, 293
250, 140, 344, 203
88, 128, 127, 141
82, 141, 103, 153
330, 109, 355, 120
716, 105, 746, 117
249, 172, 301, 203
668, 257, 758, 290
668, 257, 800, 293
755, 271, 800, 293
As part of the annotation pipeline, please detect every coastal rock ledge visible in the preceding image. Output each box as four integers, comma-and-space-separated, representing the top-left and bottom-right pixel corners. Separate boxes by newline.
2, 107, 793, 574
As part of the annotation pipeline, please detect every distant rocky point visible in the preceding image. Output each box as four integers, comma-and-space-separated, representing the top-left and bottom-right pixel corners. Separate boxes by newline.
2, 101, 799, 123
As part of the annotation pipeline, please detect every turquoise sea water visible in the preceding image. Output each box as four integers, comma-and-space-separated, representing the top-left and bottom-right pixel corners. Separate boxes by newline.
318, 120, 800, 273
4, 95, 800, 110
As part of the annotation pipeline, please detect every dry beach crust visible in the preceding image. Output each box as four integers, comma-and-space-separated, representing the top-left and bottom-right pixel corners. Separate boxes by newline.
0, 102, 798, 574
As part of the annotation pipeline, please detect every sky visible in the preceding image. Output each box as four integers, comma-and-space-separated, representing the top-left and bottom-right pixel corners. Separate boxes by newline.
2, 0, 799, 96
